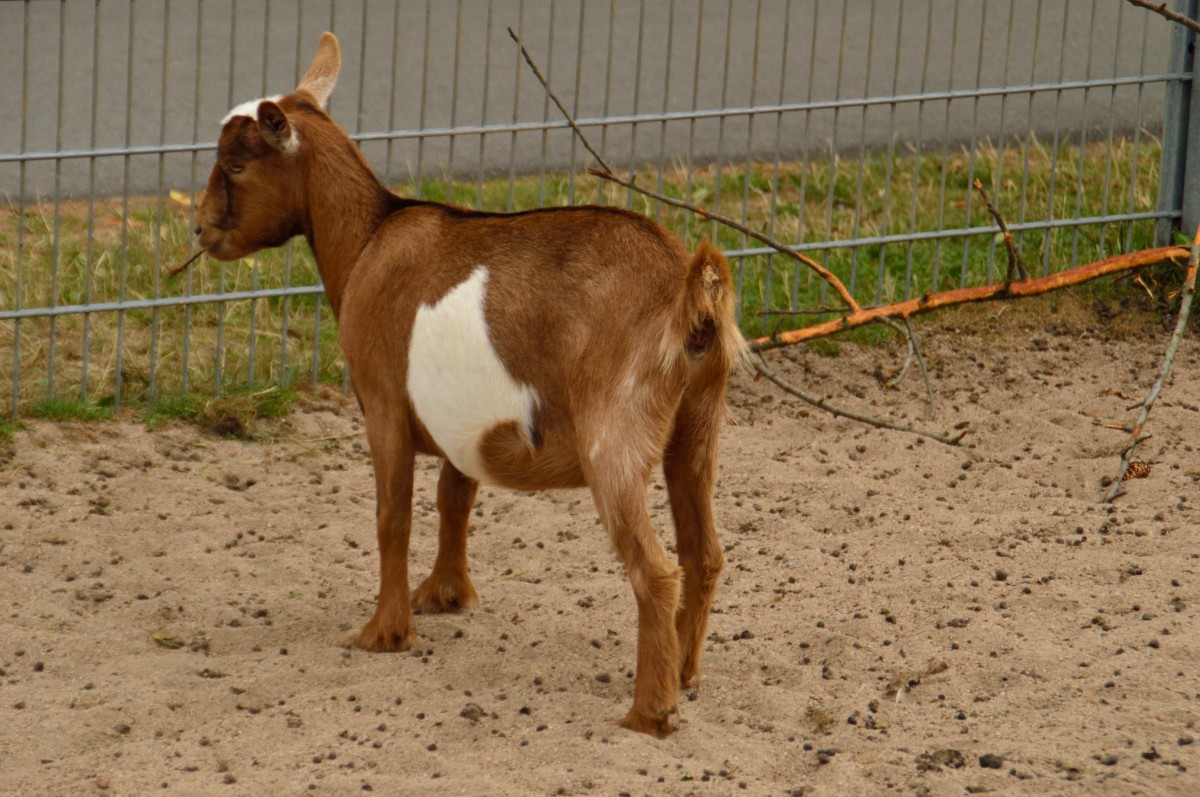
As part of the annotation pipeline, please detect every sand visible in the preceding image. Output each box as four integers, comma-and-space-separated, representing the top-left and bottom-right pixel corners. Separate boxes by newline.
1, 307, 1198, 796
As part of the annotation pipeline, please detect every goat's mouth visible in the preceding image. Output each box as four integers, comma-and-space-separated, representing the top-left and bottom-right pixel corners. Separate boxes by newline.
166, 248, 206, 279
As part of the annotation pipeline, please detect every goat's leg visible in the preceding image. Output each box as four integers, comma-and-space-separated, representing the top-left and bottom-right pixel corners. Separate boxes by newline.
664, 381, 726, 689
591, 470, 682, 737
353, 420, 417, 652
412, 461, 480, 613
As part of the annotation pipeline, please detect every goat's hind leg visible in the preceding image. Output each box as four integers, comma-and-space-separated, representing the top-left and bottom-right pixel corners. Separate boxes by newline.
413, 461, 480, 613
589, 462, 682, 737
664, 376, 727, 689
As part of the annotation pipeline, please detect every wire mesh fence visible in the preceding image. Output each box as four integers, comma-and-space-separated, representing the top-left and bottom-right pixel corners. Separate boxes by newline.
0, 0, 1187, 416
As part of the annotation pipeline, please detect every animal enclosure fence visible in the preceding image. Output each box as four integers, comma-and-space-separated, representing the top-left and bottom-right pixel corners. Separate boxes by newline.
0, 0, 1192, 416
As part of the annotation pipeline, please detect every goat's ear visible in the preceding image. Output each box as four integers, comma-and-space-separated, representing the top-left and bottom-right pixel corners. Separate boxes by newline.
257, 101, 297, 153
297, 32, 340, 109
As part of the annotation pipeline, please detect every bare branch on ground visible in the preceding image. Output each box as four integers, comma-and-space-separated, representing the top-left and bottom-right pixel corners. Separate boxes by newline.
753, 356, 965, 446
1105, 224, 1200, 500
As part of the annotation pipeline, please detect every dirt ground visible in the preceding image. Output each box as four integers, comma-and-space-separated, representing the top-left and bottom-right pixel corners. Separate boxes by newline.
1, 303, 1198, 796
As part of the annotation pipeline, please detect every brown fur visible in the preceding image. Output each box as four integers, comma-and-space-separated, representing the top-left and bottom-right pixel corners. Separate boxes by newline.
193, 32, 744, 737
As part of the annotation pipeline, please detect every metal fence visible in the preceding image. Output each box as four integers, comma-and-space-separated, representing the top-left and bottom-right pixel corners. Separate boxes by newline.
0, 1, 1191, 415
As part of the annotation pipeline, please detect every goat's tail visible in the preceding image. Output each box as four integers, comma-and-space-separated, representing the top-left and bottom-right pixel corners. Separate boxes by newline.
680, 241, 750, 372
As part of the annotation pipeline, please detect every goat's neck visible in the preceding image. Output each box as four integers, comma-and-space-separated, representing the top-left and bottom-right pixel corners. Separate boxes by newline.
301, 134, 390, 316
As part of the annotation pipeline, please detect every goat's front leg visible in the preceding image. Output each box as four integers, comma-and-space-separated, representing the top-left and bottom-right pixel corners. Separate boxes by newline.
413, 460, 480, 613
353, 422, 417, 652
591, 471, 682, 737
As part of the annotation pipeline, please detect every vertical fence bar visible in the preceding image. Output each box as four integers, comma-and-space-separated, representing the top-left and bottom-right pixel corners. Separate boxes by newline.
930, 1, 961, 291
447, 0, 463, 192
385, 0, 402, 182
652, 0, 676, 219
762, 0, 791, 327
1016, 0, 1045, 254
567, 0, 584, 205
734, 0, 764, 322
1039, 1, 1072, 277
183, 0, 205, 396
247, 0, 272, 390
1096, 1, 1125, 258
477, 0, 496, 209
537, 1, 556, 206
707, 0, 733, 230
682, 0, 704, 241
985, 1, 1017, 282
149, 0, 170, 401
958, 4, 989, 288
81, 0, 102, 401
791, 0, 820, 308
1155, 0, 1197, 245
11, 0, 31, 417
876, 0, 905, 305
48, 0, 67, 400
624, 0, 647, 210
506, 0, 525, 211
1128, 8, 1153, 253
115, 0, 137, 409
415, 0, 432, 197
847, 0, 876, 297
1176, 4, 1200, 237
1068, 4, 1099, 268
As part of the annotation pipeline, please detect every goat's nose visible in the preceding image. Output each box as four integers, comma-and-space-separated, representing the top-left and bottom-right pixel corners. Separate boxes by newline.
193, 225, 202, 236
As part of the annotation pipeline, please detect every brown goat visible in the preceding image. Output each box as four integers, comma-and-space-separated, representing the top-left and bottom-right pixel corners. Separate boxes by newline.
194, 32, 745, 737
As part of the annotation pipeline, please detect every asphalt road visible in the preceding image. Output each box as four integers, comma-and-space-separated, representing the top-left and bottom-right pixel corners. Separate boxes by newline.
0, 0, 1177, 200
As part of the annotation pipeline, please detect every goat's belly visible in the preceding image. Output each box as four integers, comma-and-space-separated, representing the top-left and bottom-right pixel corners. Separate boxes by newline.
407, 267, 538, 484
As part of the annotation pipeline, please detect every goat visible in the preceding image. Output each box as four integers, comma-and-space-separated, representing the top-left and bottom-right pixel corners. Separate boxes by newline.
193, 32, 746, 737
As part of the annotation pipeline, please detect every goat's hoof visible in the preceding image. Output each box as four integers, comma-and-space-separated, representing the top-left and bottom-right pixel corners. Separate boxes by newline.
349, 621, 415, 652
412, 576, 479, 614
619, 706, 678, 738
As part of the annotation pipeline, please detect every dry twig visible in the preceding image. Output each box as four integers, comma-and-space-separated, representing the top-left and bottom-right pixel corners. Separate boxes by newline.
1125, 0, 1200, 36
1105, 224, 1200, 500
753, 356, 964, 446
877, 317, 937, 417
973, 178, 1029, 283
505, 27, 862, 313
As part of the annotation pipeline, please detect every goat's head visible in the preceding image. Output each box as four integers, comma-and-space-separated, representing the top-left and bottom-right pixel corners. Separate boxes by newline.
194, 32, 342, 261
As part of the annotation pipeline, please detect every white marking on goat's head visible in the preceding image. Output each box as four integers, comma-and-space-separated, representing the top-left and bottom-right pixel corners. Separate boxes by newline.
194, 33, 342, 262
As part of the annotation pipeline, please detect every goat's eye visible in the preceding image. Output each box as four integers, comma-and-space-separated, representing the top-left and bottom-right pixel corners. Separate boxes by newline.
226, 164, 245, 176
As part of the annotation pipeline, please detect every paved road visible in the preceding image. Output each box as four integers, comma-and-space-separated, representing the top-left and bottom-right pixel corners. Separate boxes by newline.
0, 0, 1176, 199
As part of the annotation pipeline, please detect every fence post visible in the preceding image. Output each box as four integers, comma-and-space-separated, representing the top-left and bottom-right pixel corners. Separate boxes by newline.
1159, 0, 1200, 245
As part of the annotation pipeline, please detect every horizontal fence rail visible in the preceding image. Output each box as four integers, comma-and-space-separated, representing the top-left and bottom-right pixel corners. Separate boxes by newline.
0, 0, 1189, 417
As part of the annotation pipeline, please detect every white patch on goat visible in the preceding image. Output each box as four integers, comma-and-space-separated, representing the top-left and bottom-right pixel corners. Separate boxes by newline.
589, 441, 601, 462
408, 267, 538, 484
221, 95, 284, 126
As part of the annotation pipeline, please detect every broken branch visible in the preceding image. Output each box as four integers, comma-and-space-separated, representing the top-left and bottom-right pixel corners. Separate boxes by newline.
1125, 0, 1200, 36
1105, 224, 1200, 500
750, 245, 1190, 352
754, 356, 965, 446
973, 178, 1029, 283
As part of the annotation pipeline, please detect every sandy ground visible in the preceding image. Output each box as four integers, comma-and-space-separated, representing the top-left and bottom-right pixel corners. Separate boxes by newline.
1, 305, 1199, 797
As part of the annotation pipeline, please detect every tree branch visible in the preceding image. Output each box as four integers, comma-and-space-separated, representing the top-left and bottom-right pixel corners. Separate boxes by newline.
507, 26, 862, 314
1125, 0, 1200, 36
1105, 224, 1200, 500
973, 178, 1029, 283
749, 245, 1191, 352
753, 356, 965, 446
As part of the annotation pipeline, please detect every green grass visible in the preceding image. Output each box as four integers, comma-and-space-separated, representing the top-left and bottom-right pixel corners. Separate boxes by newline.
0, 133, 1167, 415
